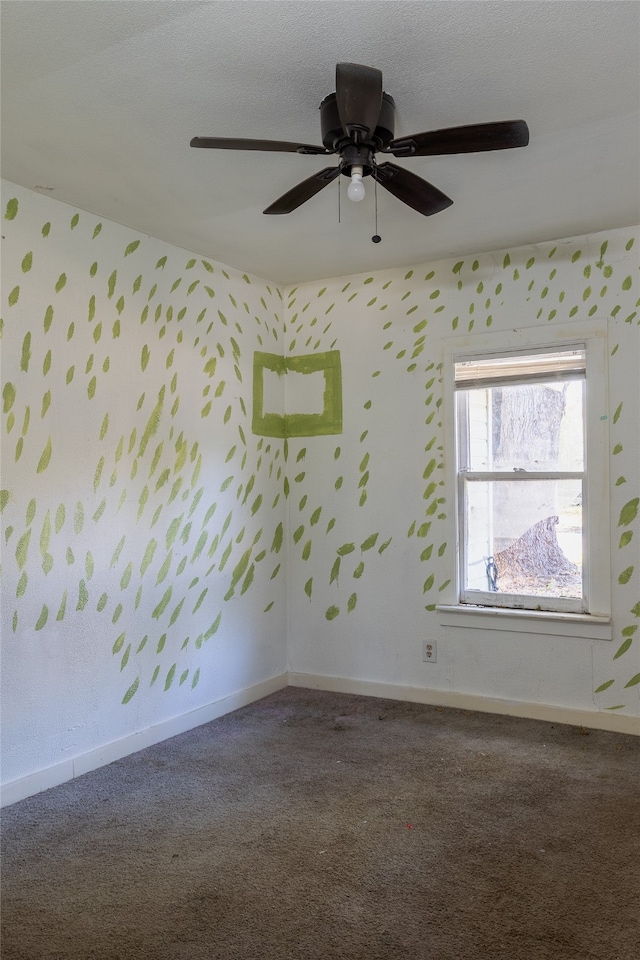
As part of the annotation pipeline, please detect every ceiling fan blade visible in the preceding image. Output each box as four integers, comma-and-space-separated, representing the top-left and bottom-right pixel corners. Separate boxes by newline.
190, 137, 329, 156
335, 63, 383, 142
263, 167, 341, 215
372, 163, 453, 216
387, 120, 529, 157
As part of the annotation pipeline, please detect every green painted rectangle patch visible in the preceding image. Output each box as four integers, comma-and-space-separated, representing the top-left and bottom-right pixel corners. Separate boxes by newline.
252, 350, 342, 438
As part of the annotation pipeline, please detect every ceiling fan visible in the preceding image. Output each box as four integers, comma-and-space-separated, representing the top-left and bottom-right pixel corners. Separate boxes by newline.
190, 62, 529, 217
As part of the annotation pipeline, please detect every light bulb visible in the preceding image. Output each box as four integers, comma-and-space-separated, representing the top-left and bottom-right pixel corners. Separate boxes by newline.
347, 166, 365, 202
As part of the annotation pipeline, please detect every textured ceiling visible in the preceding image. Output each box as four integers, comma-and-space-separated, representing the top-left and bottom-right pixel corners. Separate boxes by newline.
2, 1, 638, 285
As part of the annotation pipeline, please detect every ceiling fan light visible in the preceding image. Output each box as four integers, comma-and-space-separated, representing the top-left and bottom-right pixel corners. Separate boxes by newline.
347, 166, 365, 202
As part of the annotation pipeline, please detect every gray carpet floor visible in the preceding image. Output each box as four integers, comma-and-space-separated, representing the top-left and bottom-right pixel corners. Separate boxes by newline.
2, 687, 639, 960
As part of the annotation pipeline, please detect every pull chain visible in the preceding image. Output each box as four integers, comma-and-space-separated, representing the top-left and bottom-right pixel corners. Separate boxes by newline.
372, 174, 381, 243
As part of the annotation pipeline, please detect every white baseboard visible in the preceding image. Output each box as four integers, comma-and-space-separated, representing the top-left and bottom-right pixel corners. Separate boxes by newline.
288, 672, 640, 736
4, 669, 637, 807
1, 672, 288, 808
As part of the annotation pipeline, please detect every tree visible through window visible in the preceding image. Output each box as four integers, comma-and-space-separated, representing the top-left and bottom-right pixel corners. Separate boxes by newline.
455, 348, 587, 613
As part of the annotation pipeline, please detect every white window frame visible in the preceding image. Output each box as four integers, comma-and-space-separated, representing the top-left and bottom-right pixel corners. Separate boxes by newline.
438, 320, 612, 640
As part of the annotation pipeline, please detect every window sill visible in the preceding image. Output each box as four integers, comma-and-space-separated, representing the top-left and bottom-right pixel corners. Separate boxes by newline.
436, 604, 612, 640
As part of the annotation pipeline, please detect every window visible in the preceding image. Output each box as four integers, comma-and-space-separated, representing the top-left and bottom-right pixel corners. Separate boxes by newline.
456, 346, 586, 612
440, 322, 611, 632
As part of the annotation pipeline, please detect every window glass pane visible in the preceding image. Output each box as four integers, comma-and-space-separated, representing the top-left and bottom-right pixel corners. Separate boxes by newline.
463, 479, 582, 599
462, 379, 583, 471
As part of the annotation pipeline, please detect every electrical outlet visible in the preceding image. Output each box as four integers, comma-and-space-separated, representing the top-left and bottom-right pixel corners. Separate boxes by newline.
423, 639, 437, 663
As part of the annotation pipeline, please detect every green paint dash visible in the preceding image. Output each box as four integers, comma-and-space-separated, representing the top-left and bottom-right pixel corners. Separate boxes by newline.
35, 605, 49, 631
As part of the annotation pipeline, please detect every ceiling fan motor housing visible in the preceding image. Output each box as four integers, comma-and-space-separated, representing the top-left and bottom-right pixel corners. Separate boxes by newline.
320, 91, 395, 175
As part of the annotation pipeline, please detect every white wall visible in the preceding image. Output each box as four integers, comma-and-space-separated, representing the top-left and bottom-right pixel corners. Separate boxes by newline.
283, 229, 640, 724
1, 182, 638, 805
1, 183, 288, 799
